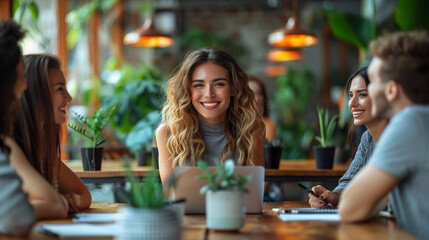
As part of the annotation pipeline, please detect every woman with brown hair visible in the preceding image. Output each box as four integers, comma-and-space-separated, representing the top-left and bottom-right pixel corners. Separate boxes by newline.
248, 75, 277, 141
308, 66, 388, 208
0, 19, 35, 236
156, 48, 265, 184
10, 54, 91, 219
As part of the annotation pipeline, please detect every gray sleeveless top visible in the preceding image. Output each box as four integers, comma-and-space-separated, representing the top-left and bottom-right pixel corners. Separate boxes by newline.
185, 119, 239, 166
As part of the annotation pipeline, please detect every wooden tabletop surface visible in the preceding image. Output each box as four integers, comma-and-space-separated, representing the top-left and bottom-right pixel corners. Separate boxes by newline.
66, 159, 350, 182
0, 201, 415, 240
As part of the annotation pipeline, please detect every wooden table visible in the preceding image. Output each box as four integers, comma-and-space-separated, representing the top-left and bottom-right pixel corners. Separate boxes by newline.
66, 159, 349, 184
0, 201, 415, 240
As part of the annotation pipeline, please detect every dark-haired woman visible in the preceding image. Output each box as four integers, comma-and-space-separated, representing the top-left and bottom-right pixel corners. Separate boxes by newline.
308, 66, 388, 208
0, 19, 35, 236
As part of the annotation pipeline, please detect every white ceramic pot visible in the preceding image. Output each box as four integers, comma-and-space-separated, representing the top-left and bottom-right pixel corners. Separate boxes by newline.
206, 190, 245, 230
116, 207, 180, 240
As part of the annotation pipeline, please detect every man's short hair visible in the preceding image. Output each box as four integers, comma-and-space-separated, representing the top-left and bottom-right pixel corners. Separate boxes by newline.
370, 31, 429, 104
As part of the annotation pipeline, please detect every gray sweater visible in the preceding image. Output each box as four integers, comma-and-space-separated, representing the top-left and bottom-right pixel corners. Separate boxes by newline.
0, 150, 35, 236
198, 119, 239, 165
334, 130, 375, 192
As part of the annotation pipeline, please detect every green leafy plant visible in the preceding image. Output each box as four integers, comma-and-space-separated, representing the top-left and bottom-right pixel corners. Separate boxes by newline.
101, 60, 162, 153
197, 160, 252, 195
67, 107, 115, 148
315, 107, 339, 148
273, 69, 316, 159
66, 0, 119, 49
125, 112, 160, 152
115, 163, 164, 209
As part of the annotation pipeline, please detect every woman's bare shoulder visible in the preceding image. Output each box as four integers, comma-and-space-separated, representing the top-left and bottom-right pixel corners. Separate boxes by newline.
155, 124, 171, 141
264, 117, 277, 128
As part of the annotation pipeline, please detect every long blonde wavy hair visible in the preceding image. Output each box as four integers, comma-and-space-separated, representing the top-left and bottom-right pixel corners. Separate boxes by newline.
161, 48, 264, 168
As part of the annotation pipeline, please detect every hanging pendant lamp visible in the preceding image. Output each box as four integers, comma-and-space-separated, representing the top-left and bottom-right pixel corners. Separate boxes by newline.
268, 0, 317, 48
124, 18, 174, 48
267, 48, 304, 62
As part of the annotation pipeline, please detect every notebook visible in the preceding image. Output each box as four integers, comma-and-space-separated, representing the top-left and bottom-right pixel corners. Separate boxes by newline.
165, 166, 265, 214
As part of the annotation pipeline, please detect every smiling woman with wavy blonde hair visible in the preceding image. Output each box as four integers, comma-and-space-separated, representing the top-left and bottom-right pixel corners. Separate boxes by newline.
156, 48, 265, 184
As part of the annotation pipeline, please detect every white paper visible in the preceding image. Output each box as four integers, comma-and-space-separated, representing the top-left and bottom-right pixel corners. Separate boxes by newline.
38, 223, 118, 238
73, 213, 119, 222
278, 213, 341, 221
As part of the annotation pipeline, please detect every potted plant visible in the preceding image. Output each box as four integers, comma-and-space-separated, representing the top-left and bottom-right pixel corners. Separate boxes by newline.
67, 107, 115, 171
265, 139, 283, 169
101, 60, 163, 166
124, 111, 160, 166
197, 160, 252, 230
314, 107, 339, 169
115, 165, 180, 240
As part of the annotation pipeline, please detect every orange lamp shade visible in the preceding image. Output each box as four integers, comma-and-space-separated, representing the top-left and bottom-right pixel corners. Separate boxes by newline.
124, 18, 174, 48
265, 65, 288, 78
268, 33, 317, 48
268, 18, 318, 48
267, 49, 303, 62
124, 33, 174, 48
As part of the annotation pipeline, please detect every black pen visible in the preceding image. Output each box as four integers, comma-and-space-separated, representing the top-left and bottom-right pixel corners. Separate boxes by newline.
297, 182, 320, 198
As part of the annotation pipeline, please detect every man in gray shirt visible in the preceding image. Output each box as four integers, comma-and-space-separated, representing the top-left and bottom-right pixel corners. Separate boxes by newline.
339, 31, 429, 240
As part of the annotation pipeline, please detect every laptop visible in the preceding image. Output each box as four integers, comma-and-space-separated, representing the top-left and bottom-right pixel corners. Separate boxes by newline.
165, 166, 265, 214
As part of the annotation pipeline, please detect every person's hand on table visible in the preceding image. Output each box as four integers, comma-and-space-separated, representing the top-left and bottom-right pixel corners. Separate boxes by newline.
308, 185, 340, 208
63, 193, 81, 213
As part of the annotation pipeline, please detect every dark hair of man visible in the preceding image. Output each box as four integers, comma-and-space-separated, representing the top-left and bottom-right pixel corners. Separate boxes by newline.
370, 31, 429, 104
0, 20, 25, 154
344, 66, 370, 159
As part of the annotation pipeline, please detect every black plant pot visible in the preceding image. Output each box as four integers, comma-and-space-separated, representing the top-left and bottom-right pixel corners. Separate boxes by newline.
152, 147, 159, 169
314, 146, 335, 169
136, 150, 147, 166
265, 147, 282, 169
81, 147, 103, 171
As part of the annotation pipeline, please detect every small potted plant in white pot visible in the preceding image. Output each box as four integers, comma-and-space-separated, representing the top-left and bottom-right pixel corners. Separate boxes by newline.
67, 107, 114, 171
198, 160, 252, 230
115, 165, 181, 240
314, 107, 338, 169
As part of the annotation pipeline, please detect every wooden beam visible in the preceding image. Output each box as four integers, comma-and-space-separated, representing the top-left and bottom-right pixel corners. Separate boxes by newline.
0, 0, 12, 19
57, 0, 69, 160
110, 0, 124, 66
88, 11, 100, 78
321, 24, 335, 107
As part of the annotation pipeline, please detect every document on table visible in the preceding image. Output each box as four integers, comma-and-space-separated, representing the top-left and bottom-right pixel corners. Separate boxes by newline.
36, 223, 118, 238
275, 208, 341, 221
73, 213, 119, 222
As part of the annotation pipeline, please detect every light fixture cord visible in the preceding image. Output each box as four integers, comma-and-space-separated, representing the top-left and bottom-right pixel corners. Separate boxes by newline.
292, 0, 298, 19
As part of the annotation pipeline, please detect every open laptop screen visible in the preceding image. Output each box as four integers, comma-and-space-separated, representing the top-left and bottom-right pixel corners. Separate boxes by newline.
165, 166, 265, 214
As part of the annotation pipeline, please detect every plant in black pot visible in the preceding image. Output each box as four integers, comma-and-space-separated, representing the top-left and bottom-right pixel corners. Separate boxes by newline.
125, 111, 160, 167
314, 107, 339, 169
67, 107, 115, 171
265, 139, 283, 169
101, 60, 163, 167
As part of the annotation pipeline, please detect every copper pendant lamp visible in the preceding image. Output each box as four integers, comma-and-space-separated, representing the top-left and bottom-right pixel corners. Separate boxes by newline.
267, 48, 304, 62
124, 18, 174, 48
268, 0, 317, 48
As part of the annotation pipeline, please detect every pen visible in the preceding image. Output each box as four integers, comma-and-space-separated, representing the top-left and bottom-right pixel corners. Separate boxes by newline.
297, 182, 320, 198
